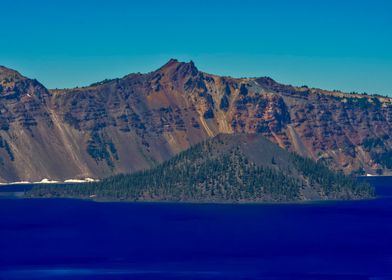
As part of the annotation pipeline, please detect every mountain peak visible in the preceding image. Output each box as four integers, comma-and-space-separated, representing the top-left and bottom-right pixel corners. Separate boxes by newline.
0, 66, 25, 82
164, 58, 180, 66
256, 76, 278, 86
158, 59, 198, 77
0, 66, 49, 100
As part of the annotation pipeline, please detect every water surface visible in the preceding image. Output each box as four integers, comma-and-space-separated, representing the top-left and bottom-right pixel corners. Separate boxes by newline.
0, 178, 391, 279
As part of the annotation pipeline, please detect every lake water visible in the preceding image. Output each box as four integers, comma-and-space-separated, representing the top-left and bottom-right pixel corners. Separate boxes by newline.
0, 177, 392, 279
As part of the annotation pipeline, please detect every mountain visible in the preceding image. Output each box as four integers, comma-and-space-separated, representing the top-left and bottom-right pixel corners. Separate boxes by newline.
0, 60, 392, 182
27, 134, 373, 202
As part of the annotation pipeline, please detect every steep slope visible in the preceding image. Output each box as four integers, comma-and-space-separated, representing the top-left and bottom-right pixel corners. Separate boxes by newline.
28, 134, 373, 202
0, 66, 115, 181
0, 60, 392, 182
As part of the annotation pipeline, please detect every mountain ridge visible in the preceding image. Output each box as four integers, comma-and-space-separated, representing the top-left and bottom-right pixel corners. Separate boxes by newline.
0, 60, 391, 182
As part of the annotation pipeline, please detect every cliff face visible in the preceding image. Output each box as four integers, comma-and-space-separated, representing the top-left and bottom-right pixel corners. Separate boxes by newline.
0, 60, 391, 182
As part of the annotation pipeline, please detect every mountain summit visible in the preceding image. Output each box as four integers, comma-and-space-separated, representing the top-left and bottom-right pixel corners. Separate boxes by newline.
0, 60, 391, 182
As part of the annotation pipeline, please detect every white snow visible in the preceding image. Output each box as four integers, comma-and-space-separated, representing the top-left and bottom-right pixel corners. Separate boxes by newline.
64, 178, 99, 183
64, 179, 88, 183
84, 178, 97, 182
0, 178, 99, 185
0, 181, 31, 185
39, 178, 60, 184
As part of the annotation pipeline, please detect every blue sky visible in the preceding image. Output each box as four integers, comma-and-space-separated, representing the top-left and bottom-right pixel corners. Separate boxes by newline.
1, 0, 391, 95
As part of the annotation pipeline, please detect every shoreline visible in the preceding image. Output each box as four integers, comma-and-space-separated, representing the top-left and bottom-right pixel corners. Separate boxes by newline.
2, 176, 383, 204
22, 193, 377, 205
358, 175, 392, 178
1, 175, 388, 186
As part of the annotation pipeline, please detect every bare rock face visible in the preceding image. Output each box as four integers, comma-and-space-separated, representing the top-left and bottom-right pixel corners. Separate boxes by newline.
0, 60, 391, 182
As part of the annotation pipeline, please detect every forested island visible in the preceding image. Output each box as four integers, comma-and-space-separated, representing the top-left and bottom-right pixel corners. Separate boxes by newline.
27, 134, 373, 203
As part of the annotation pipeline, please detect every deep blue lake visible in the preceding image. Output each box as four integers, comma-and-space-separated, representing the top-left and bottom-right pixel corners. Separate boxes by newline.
0, 177, 392, 279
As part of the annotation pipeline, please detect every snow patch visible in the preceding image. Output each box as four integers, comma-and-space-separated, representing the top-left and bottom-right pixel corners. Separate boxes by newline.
0, 181, 31, 185
0, 178, 99, 185
39, 178, 60, 184
64, 178, 98, 183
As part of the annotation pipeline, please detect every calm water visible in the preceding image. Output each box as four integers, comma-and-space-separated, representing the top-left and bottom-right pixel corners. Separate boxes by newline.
0, 178, 392, 279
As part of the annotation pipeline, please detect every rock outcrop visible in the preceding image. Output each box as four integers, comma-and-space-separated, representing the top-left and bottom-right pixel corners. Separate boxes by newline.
0, 60, 391, 181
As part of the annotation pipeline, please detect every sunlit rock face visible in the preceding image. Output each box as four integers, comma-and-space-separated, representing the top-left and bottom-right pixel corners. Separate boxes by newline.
0, 60, 391, 181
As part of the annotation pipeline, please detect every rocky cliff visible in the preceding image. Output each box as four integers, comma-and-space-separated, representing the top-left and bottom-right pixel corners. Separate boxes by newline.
0, 60, 391, 182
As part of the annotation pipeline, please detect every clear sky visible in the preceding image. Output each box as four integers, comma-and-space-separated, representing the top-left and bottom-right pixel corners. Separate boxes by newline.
1, 0, 391, 95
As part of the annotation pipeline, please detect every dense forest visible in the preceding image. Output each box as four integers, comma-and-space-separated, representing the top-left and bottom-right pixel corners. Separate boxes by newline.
28, 134, 374, 203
